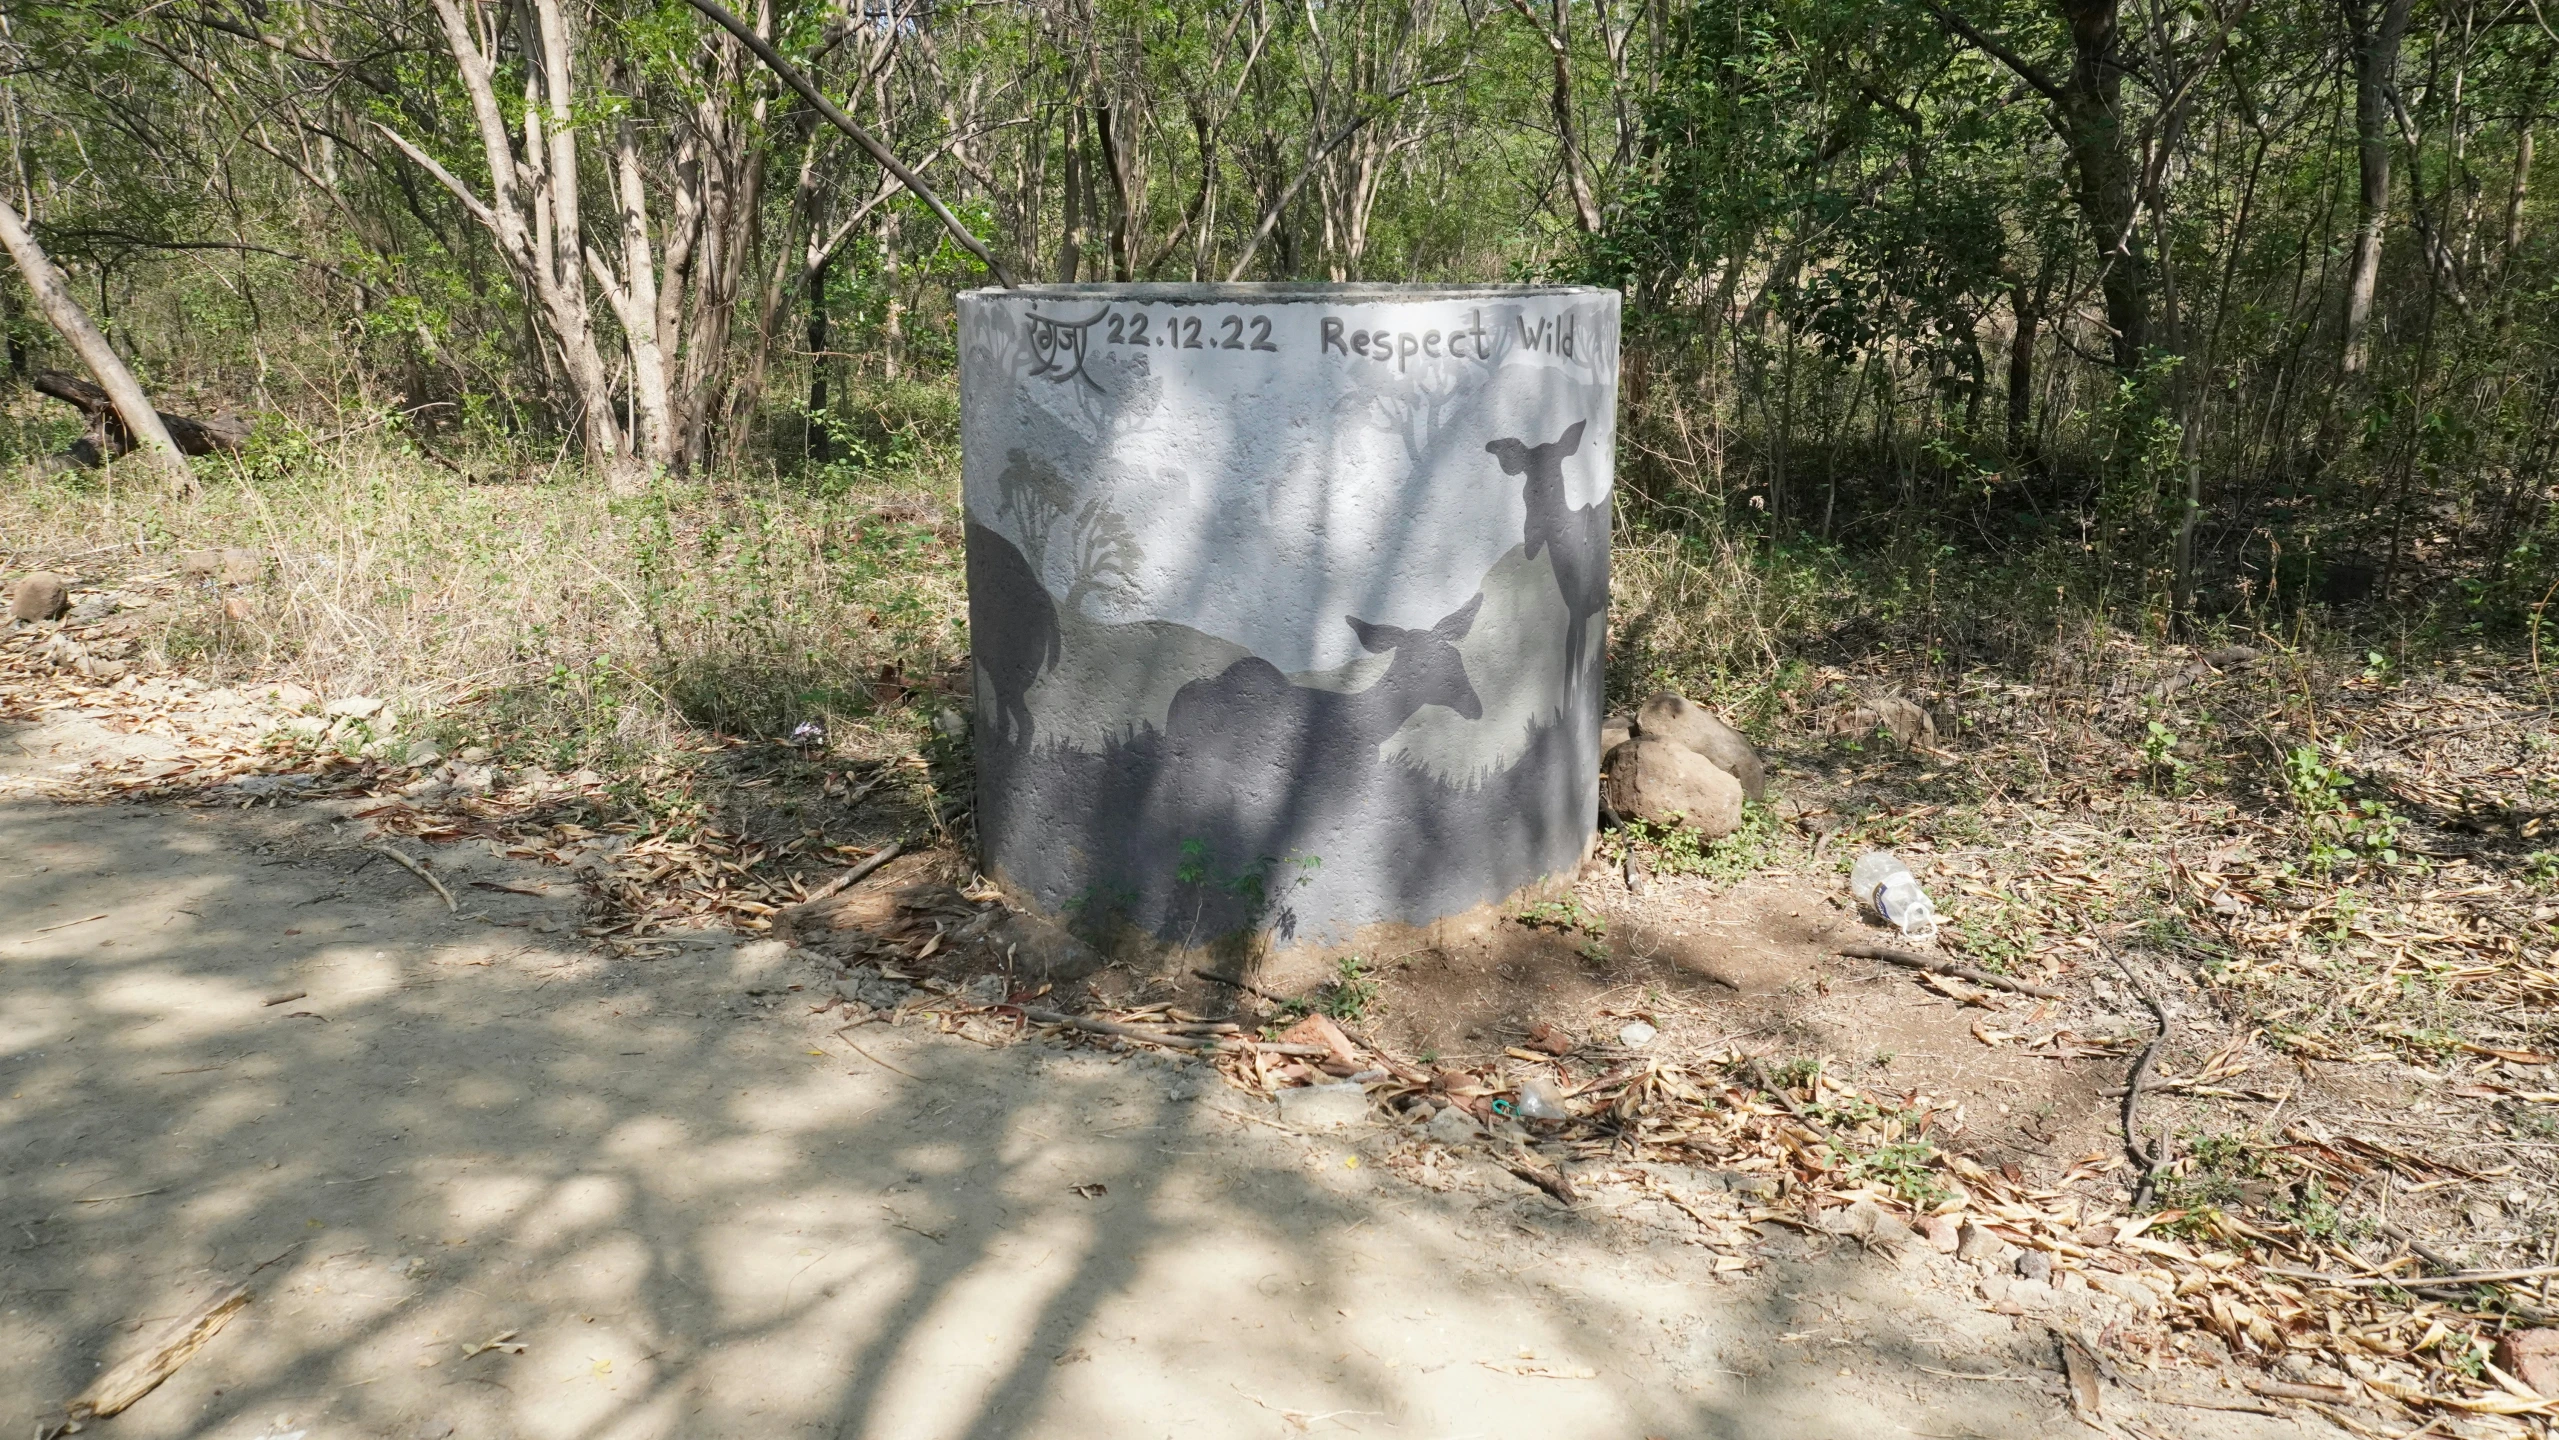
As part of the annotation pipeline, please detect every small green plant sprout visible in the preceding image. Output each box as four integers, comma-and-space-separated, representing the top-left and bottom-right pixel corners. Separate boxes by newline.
1611, 803, 1781, 882
2141, 719, 2189, 789
1837, 1139, 1948, 1207
2282, 744, 2406, 873
1763, 1056, 1822, 1089
2526, 851, 2559, 890
1320, 955, 1380, 1022
1517, 896, 1605, 935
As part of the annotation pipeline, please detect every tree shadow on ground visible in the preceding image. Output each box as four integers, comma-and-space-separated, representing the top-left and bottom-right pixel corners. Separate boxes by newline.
0, 793, 2321, 1440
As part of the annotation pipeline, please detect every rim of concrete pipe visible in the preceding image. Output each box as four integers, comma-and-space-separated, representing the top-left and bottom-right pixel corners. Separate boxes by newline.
966, 281, 1615, 303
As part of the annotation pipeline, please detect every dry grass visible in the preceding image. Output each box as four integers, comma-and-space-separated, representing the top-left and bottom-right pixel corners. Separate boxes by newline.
0, 391, 969, 769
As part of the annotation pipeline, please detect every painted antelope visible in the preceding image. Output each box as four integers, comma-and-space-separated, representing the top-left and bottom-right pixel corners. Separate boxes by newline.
1485, 419, 1607, 687
1161, 594, 1485, 769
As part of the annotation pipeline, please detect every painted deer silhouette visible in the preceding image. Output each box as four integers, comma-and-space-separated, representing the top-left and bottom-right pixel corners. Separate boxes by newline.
1162, 594, 1484, 759
1486, 419, 1606, 687
1143, 594, 1487, 872
965, 521, 1060, 746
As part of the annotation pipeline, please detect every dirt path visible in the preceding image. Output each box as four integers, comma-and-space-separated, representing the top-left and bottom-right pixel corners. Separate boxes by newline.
1, 700, 2344, 1440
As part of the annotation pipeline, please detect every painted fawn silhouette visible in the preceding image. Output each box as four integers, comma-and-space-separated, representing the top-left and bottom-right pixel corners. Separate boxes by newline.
1485, 419, 1606, 687
1157, 594, 1486, 814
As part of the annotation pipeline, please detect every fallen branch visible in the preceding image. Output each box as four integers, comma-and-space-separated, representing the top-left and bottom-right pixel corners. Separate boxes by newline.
65, 1283, 249, 1420
1191, 967, 1291, 1005
1502, 1153, 1580, 1205
369, 844, 456, 912
2262, 1264, 2559, 1290
1837, 944, 2060, 998
1014, 1004, 1329, 1057
31, 370, 250, 459
795, 838, 906, 908
2106, 941, 2175, 1211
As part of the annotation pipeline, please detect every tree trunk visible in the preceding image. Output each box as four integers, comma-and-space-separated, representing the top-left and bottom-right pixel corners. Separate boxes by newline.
1056, 109, 1086, 282
0, 193, 194, 492
2341, 0, 2415, 375
807, 249, 830, 464
2058, 0, 2146, 370
1511, 0, 1601, 233
2007, 280, 2039, 456
2506, 121, 2534, 266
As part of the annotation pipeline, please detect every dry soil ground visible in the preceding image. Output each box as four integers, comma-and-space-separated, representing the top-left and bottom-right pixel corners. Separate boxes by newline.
0, 672, 2349, 1439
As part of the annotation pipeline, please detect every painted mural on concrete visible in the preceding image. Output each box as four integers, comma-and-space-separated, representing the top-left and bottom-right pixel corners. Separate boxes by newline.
958, 283, 1621, 945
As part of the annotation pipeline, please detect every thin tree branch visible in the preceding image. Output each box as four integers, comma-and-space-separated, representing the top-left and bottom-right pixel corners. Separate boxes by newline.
676, 0, 1014, 287
1913, 0, 2067, 103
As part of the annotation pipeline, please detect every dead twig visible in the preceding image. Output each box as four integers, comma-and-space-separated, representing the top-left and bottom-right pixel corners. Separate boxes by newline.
794, 837, 906, 909
1013, 1004, 1331, 1058
2105, 939, 2174, 1211
1837, 943, 2060, 998
1191, 968, 1290, 1005
1502, 1153, 1580, 1205
368, 844, 454, 912
64, 1282, 249, 1420
838, 1034, 923, 1079
2262, 1264, 2559, 1289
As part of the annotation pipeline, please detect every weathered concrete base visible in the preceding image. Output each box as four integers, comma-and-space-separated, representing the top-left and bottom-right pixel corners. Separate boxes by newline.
986, 833, 1594, 989
961, 282, 1620, 949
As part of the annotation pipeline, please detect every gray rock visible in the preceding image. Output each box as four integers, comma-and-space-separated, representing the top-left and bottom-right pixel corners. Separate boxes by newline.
1714, 1170, 1782, 1200
1635, 691, 1767, 800
2089, 1270, 2166, 1314
1867, 1211, 1917, 1249
1870, 695, 1936, 749
8, 571, 69, 623
1601, 737, 1743, 837
2015, 1249, 2052, 1282
1824, 1199, 1889, 1236
1425, 1104, 1482, 1145
64, 593, 117, 625
836, 971, 919, 1010
730, 938, 792, 971
1601, 714, 1634, 752
1956, 1220, 2013, 1265
983, 910, 1108, 981
1275, 1082, 1370, 1130
223, 773, 320, 797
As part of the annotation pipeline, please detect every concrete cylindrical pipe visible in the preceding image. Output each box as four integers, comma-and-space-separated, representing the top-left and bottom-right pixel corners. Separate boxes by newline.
958, 282, 1620, 951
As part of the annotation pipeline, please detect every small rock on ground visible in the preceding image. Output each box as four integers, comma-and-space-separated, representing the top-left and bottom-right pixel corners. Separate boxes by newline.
1601, 736, 1743, 837
1274, 1082, 1370, 1130
1635, 690, 1766, 800
8, 572, 70, 623
2495, 1328, 2559, 1398
1424, 1104, 1481, 1145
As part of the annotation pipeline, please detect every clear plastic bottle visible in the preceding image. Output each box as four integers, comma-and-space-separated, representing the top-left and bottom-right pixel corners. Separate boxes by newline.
1849, 850, 1938, 941
1512, 1076, 1568, 1121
